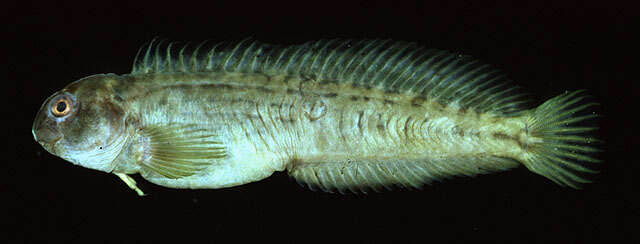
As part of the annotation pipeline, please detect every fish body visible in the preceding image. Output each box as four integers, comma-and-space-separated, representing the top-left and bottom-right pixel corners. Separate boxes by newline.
32, 39, 600, 195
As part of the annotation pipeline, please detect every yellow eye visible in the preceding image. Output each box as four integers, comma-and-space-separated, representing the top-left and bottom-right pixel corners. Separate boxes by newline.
51, 97, 72, 117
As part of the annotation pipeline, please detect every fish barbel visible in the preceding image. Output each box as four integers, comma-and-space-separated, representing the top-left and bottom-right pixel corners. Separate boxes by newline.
32, 39, 600, 195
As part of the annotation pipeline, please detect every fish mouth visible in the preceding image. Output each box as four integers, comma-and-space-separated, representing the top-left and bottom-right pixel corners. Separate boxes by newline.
39, 136, 62, 155
32, 118, 63, 155
34, 127, 62, 155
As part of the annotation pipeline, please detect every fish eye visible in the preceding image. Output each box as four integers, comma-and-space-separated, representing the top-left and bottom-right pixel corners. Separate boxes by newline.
51, 97, 72, 117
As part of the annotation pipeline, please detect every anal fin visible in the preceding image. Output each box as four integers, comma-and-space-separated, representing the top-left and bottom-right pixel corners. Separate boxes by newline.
139, 124, 226, 179
288, 156, 519, 194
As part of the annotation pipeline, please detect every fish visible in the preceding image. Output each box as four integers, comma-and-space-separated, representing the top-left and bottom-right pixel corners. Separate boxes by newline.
32, 39, 600, 196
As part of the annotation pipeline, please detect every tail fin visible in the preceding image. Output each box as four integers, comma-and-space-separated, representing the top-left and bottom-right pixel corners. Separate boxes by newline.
522, 90, 601, 188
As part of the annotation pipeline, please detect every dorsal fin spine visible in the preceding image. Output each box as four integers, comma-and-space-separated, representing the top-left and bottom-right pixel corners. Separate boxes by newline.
410, 50, 448, 94
360, 41, 397, 85
318, 40, 351, 80
429, 55, 468, 99
178, 42, 190, 72
376, 43, 412, 89
360, 40, 395, 85
131, 40, 147, 73
341, 40, 383, 83
248, 46, 259, 72
237, 40, 257, 73
324, 39, 356, 80
130, 39, 528, 115
308, 40, 330, 75
285, 43, 308, 75
291, 43, 312, 75
153, 39, 165, 72
280, 45, 298, 74
436, 58, 479, 99
395, 46, 429, 90
398, 49, 436, 93
165, 42, 177, 71
222, 39, 245, 72
462, 68, 500, 98
142, 39, 156, 73
464, 74, 507, 106
384, 45, 420, 89
416, 51, 454, 95
190, 41, 208, 71
257, 45, 274, 74
370, 42, 412, 88
205, 43, 222, 71
449, 63, 492, 104
339, 41, 362, 79
269, 45, 290, 73
308, 39, 333, 79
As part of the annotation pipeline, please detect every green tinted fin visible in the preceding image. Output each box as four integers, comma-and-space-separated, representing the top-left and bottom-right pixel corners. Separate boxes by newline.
288, 157, 519, 194
132, 39, 526, 115
522, 90, 601, 188
139, 124, 226, 179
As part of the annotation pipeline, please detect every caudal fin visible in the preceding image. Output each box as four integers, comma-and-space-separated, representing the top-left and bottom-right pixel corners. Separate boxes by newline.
522, 90, 601, 188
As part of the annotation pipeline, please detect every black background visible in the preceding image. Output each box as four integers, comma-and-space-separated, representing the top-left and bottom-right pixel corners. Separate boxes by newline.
4, 1, 636, 243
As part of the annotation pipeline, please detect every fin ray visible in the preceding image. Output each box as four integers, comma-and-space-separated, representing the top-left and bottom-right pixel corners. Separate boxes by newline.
288, 157, 518, 194
522, 91, 601, 188
132, 39, 527, 115
139, 124, 226, 179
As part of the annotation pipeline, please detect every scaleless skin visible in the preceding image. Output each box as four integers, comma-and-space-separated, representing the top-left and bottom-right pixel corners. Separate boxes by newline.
32, 40, 599, 195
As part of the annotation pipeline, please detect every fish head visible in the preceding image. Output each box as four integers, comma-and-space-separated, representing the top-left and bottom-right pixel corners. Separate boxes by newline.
33, 74, 130, 173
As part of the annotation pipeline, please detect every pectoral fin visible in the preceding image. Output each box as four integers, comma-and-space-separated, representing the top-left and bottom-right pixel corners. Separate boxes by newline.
139, 124, 226, 179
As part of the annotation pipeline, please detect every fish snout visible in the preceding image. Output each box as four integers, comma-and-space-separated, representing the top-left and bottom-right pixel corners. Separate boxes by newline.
32, 121, 62, 154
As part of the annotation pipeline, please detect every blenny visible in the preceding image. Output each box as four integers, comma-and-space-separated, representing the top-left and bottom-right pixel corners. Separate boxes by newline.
32, 39, 600, 195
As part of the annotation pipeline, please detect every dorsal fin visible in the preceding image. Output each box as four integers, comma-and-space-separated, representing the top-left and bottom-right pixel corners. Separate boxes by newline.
131, 38, 527, 115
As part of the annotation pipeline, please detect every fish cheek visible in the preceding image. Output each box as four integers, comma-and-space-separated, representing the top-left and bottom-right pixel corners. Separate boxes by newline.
63, 107, 104, 149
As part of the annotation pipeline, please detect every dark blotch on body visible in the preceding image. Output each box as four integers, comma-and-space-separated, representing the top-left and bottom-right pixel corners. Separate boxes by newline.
318, 79, 339, 86
258, 87, 273, 93
404, 116, 413, 139
158, 94, 169, 106
286, 88, 299, 95
411, 97, 425, 107
383, 99, 396, 105
493, 132, 523, 148
453, 126, 465, 137
356, 111, 365, 133
113, 94, 125, 103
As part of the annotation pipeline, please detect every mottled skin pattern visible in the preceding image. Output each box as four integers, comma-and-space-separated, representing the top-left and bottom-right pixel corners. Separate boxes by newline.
34, 72, 532, 189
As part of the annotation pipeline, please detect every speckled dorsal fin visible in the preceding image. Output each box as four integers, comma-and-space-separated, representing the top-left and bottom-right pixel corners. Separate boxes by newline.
139, 124, 226, 179
288, 157, 519, 194
131, 38, 526, 115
